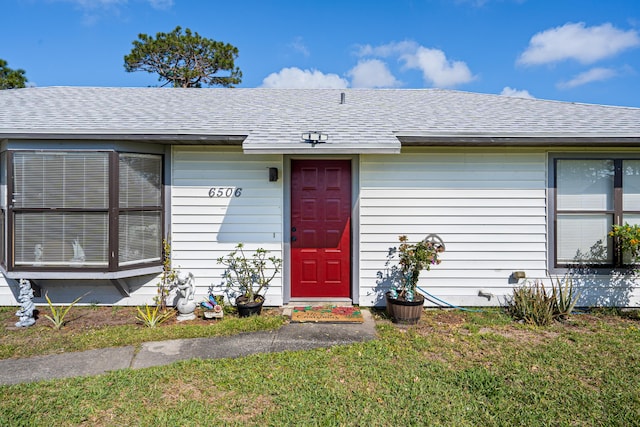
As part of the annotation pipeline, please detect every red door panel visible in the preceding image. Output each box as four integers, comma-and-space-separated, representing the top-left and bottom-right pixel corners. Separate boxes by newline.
291, 160, 351, 298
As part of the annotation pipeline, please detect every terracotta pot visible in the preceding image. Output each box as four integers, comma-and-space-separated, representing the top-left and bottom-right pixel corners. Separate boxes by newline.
235, 295, 265, 317
386, 291, 424, 325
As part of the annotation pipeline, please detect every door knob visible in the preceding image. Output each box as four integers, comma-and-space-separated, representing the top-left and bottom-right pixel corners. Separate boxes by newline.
291, 236, 297, 242
291, 227, 297, 232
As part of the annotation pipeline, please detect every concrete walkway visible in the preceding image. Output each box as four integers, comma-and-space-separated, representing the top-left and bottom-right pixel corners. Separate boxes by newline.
0, 310, 377, 385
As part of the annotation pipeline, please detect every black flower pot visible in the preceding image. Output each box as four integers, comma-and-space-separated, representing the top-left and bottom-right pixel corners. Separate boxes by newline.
236, 295, 265, 317
385, 291, 424, 325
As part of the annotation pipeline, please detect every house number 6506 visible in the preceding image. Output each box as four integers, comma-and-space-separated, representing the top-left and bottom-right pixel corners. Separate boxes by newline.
208, 187, 242, 198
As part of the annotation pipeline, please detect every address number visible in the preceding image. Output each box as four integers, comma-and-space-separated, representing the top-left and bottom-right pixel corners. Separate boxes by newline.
209, 187, 242, 198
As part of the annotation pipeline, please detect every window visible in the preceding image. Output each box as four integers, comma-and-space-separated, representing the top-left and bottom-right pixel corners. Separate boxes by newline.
554, 158, 640, 268
118, 153, 162, 266
6, 150, 162, 272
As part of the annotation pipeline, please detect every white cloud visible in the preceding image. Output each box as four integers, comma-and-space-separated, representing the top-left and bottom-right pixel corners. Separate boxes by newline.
557, 67, 618, 89
355, 40, 475, 88
54, 0, 126, 8
355, 40, 419, 58
147, 0, 173, 9
56, 0, 172, 7
500, 87, 535, 99
401, 46, 475, 87
261, 67, 349, 89
348, 59, 401, 88
52, 0, 172, 24
289, 36, 310, 57
455, 0, 526, 6
518, 22, 640, 66
454, 0, 489, 6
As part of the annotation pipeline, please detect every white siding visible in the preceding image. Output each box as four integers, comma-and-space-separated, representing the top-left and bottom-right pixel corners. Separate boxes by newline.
171, 147, 284, 306
358, 148, 549, 307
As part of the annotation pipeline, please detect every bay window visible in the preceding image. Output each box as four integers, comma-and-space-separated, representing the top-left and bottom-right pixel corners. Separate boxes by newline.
554, 158, 640, 268
5, 150, 163, 272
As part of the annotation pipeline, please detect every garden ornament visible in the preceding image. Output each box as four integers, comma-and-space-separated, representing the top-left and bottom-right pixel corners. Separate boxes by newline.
34, 244, 43, 264
175, 272, 196, 321
15, 279, 36, 327
71, 237, 85, 263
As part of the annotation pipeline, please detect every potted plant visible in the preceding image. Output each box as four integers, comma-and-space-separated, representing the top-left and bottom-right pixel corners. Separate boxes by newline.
217, 243, 282, 317
386, 234, 445, 324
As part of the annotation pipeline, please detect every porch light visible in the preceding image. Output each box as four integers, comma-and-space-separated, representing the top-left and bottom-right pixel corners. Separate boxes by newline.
301, 131, 328, 146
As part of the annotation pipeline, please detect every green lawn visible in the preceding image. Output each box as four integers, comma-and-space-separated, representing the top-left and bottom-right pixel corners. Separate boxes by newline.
0, 306, 285, 359
1, 309, 639, 426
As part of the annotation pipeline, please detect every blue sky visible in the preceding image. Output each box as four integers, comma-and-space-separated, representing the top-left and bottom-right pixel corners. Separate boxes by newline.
2, 0, 640, 107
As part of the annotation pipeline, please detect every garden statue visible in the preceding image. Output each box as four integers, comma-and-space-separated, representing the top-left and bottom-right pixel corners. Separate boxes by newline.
175, 272, 196, 321
15, 279, 35, 327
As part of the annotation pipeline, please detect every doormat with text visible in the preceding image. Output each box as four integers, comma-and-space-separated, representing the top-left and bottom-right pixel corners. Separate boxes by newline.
291, 306, 364, 323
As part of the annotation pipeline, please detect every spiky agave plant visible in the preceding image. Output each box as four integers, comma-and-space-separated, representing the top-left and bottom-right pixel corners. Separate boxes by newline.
552, 275, 580, 321
43, 292, 86, 330
136, 304, 175, 328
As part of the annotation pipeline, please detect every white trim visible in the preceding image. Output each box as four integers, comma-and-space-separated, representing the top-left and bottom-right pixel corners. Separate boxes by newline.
243, 144, 399, 155
119, 257, 161, 267
2, 264, 163, 280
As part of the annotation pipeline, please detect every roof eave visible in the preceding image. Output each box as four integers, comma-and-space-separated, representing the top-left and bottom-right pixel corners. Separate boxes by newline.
0, 132, 247, 145
397, 135, 640, 146
242, 142, 401, 154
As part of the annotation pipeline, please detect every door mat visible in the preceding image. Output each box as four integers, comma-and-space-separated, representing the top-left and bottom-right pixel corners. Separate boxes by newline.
291, 305, 364, 323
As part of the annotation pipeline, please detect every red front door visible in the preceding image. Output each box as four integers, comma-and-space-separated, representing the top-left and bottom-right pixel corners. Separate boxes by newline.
291, 160, 351, 298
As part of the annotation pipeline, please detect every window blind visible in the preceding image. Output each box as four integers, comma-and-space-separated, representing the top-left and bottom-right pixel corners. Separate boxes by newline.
118, 153, 162, 266
119, 211, 161, 265
13, 152, 109, 209
14, 212, 109, 266
119, 153, 162, 208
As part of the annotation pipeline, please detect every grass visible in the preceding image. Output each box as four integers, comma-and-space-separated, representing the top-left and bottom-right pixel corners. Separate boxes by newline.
0, 308, 639, 426
0, 306, 285, 359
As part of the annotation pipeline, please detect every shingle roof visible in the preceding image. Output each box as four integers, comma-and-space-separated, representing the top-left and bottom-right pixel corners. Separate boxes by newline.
1, 87, 639, 153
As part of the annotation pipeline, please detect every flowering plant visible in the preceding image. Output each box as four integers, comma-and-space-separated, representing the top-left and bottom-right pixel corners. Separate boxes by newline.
389, 235, 445, 302
609, 223, 640, 264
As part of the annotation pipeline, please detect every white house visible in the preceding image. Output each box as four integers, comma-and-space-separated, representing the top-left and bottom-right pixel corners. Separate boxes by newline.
1, 87, 640, 307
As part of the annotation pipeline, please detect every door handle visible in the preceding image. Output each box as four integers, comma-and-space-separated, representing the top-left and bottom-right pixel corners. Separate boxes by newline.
291, 236, 297, 242
291, 227, 297, 232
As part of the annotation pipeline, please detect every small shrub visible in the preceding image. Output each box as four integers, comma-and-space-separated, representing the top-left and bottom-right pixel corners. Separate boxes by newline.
505, 280, 555, 326
43, 292, 85, 330
505, 276, 580, 326
552, 275, 580, 320
136, 304, 175, 328
155, 238, 179, 311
